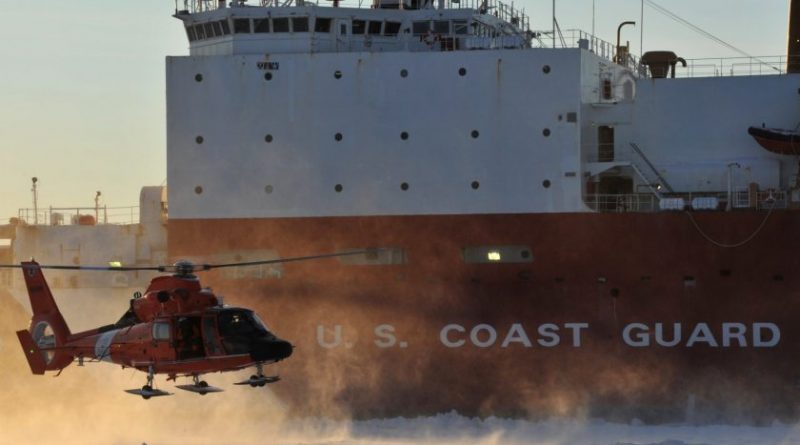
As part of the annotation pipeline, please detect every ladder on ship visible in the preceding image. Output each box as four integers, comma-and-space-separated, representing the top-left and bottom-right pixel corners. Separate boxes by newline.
628, 142, 674, 198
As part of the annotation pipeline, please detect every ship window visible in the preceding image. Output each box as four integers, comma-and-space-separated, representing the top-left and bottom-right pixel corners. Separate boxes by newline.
194, 24, 206, 40
212, 21, 223, 37
234, 18, 251, 33
273, 18, 290, 33
186, 26, 197, 42
254, 18, 271, 33
204, 23, 215, 38
433, 20, 450, 34
412, 21, 430, 35
384, 21, 401, 36
463, 246, 534, 264
220, 19, 231, 35
315, 17, 332, 33
352, 20, 366, 35
453, 20, 469, 35
292, 17, 309, 32
368, 21, 382, 35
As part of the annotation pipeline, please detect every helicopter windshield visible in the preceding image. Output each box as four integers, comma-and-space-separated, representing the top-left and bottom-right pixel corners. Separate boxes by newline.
217, 309, 269, 337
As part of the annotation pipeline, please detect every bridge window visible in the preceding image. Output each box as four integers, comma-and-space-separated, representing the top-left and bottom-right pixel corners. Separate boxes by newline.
212, 21, 223, 37
194, 24, 206, 40
352, 20, 366, 34
234, 18, 251, 33
384, 21, 401, 36
368, 21, 382, 35
433, 20, 450, 34
254, 18, 271, 33
204, 23, 215, 38
292, 17, 309, 32
185, 26, 197, 42
315, 17, 332, 33
219, 19, 231, 35
412, 21, 430, 35
273, 18, 289, 33
453, 20, 469, 34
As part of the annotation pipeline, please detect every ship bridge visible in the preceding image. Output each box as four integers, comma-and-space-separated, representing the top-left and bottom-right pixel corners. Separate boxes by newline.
174, 0, 532, 55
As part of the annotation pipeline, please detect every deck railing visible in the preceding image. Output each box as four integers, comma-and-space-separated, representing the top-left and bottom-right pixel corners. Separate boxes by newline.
585, 190, 788, 213
15, 206, 140, 226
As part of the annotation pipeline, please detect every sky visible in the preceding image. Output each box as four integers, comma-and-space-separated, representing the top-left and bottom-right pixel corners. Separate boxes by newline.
0, 0, 791, 223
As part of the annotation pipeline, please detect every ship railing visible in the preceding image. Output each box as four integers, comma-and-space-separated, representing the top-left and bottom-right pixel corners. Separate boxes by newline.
533, 29, 627, 66
15, 206, 140, 226
178, 0, 530, 32
637, 55, 800, 79
585, 190, 789, 213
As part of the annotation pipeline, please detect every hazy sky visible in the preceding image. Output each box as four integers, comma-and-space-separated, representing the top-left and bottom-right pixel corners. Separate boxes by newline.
0, 0, 791, 223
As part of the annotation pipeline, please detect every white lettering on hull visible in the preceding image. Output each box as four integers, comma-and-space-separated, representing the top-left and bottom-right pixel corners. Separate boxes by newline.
316, 322, 781, 350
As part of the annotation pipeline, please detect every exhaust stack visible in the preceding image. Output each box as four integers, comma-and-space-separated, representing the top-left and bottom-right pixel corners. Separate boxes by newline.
789, 0, 800, 73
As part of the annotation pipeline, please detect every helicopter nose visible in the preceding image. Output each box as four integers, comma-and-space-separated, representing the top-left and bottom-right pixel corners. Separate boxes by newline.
250, 339, 293, 362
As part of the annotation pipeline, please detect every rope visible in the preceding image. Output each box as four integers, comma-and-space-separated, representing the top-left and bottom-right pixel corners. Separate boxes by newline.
684, 201, 776, 248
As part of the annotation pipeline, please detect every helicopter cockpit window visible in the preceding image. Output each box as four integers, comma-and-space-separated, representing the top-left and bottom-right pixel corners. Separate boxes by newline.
218, 310, 269, 337
153, 322, 171, 341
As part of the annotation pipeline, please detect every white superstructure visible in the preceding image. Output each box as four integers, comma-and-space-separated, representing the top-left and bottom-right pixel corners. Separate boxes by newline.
167, 0, 800, 220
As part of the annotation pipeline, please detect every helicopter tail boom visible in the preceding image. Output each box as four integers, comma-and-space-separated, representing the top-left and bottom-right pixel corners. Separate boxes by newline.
18, 261, 74, 372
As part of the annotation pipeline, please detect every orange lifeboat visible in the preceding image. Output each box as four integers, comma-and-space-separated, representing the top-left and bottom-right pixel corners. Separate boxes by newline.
748, 126, 800, 155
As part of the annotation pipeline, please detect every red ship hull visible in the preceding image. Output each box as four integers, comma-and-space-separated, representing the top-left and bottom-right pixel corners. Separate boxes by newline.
169, 210, 800, 421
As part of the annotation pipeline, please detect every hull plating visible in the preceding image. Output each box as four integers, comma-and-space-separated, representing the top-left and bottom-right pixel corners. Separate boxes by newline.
169, 211, 800, 420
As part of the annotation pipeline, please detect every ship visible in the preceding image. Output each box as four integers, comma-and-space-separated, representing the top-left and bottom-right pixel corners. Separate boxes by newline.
4, 0, 800, 423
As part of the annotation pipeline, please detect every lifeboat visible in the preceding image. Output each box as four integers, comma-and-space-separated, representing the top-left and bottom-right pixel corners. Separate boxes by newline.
747, 126, 800, 155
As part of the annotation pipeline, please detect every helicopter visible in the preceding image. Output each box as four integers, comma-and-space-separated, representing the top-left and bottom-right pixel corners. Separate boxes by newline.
3, 251, 370, 399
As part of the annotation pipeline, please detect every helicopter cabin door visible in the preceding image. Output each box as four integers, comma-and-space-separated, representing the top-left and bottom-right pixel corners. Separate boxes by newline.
202, 314, 225, 357
176, 316, 205, 360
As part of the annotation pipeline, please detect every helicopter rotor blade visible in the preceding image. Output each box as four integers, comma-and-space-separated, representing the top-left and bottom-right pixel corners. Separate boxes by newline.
0, 249, 381, 273
201, 249, 381, 270
0, 264, 165, 271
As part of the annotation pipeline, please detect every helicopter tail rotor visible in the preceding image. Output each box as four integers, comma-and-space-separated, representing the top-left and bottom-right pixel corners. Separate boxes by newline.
16, 261, 74, 373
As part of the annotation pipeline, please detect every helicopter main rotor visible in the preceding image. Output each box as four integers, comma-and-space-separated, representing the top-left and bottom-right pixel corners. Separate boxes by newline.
0, 249, 380, 277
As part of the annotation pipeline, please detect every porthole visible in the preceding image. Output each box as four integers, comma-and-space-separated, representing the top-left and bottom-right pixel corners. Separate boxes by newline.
543, 128, 551, 137
471, 130, 479, 139
265, 134, 273, 143
400, 131, 409, 140
400, 182, 409, 191
334, 132, 343, 141
520, 250, 530, 259
542, 179, 551, 188
265, 185, 273, 194
774, 274, 785, 281
458, 67, 467, 76
194, 74, 203, 82
558, 114, 563, 121
334, 184, 343, 192
471, 181, 480, 190
194, 186, 203, 195
264, 72, 273, 81
334, 70, 342, 79
195, 136, 204, 144
542, 65, 551, 74
400, 69, 408, 78
610, 288, 620, 297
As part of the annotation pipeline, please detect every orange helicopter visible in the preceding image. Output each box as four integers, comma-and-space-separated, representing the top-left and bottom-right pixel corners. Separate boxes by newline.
2, 252, 368, 399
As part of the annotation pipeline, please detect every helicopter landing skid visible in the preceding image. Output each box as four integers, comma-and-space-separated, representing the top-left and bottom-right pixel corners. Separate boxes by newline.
234, 375, 280, 387
175, 383, 224, 395
124, 387, 172, 399
176, 376, 223, 395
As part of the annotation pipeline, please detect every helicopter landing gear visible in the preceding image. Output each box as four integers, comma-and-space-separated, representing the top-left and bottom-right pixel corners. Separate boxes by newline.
124, 365, 172, 399
234, 363, 281, 387
175, 374, 223, 395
